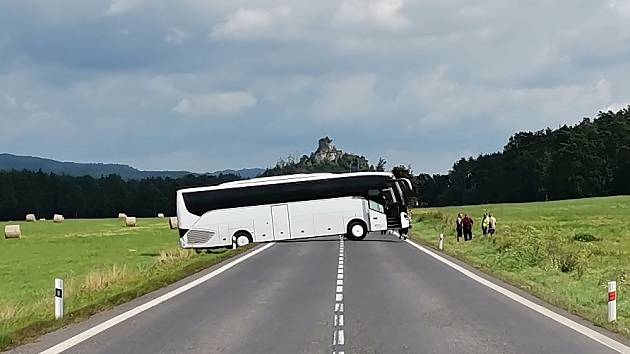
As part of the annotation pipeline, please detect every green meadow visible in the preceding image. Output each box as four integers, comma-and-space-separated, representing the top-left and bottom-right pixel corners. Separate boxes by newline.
0, 218, 244, 350
411, 196, 630, 337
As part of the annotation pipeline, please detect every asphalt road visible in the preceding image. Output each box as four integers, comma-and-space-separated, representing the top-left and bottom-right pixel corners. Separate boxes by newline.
8, 233, 628, 354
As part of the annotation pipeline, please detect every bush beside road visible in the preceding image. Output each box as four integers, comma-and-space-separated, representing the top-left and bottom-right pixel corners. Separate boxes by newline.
410, 195, 630, 338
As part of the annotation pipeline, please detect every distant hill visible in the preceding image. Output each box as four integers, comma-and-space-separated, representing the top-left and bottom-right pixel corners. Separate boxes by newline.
0, 153, 263, 180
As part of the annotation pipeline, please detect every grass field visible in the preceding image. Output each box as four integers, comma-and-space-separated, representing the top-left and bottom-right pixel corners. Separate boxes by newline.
411, 195, 630, 337
0, 218, 244, 350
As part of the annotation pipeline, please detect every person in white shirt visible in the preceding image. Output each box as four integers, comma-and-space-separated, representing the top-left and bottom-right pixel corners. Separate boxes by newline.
487, 214, 497, 236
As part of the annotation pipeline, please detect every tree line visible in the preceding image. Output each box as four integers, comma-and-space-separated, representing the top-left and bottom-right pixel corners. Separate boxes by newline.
0, 171, 239, 221
414, 107, 630, 206
262, 153, 386, 176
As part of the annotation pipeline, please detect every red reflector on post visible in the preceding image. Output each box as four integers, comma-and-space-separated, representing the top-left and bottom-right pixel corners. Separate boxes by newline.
608, 292, 616, 302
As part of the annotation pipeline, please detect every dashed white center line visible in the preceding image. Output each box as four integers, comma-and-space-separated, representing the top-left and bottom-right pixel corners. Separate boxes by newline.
332, 235, 346, 354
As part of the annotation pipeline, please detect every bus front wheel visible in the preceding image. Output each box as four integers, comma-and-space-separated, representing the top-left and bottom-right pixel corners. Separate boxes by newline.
347, 221, 367, 241
234, 231, 252, 247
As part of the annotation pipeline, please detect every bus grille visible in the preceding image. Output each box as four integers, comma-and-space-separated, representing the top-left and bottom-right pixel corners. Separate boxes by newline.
186, 230, 215, 244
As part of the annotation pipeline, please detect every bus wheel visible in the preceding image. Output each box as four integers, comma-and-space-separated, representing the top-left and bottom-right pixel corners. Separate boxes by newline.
347, 221, 367, 241
235, 232, 252, 247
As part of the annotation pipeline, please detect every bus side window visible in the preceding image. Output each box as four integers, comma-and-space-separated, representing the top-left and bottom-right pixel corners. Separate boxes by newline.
368, 200, 384, 213
368, 189, 380, 197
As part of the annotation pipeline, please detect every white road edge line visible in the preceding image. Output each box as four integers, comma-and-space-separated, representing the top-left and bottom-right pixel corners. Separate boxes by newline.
405, 239, 630, 353
40, 242, 276, 354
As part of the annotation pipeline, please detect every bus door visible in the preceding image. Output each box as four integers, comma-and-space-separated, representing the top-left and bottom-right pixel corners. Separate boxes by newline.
271, 204, 291, 241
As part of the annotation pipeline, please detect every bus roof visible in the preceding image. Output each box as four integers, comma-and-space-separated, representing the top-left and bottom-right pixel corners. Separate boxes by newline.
178, 172, 395, 194
219, 173, 334, 186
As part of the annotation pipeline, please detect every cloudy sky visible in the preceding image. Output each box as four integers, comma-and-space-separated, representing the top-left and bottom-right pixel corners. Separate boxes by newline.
1, 0, 629, 174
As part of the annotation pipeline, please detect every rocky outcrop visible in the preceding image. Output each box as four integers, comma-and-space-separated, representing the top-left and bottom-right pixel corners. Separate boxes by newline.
312, 137, 343, 162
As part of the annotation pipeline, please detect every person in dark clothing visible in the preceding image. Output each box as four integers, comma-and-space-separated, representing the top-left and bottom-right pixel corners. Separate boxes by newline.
462, 214, 474, 241
455, 213, 463, 242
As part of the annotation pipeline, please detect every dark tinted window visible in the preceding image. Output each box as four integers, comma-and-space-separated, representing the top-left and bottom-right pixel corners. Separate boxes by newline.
183, 175, 390, 216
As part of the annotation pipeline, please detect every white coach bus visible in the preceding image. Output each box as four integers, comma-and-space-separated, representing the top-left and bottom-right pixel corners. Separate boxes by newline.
176, 172, 412, 250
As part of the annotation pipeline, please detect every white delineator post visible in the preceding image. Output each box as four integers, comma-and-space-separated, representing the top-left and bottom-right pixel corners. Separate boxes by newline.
55, 278, 64, 319
608, 281, 617, 322
439, 233, 444, 250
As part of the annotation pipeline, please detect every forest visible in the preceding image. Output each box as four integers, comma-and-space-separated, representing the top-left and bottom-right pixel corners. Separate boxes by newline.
0, 172, 239, 220
417, 107, 630, 206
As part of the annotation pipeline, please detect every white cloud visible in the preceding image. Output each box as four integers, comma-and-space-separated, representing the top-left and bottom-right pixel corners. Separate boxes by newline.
335, 0, 408, 30
310, 75, 392, 122
165, 28, 190, 44
105, 0, 146, 15
602, 102, 630, 112
210, 6, 292, 39
607, 0, 630, 17
4, 94, 17, 106
23, 101, 38, 110
173, 91, 257, 116
400, 70, 613, 133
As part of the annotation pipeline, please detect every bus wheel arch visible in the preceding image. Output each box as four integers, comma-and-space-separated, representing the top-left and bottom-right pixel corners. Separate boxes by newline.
233, 230, 253, 247
346, 219, 368, 241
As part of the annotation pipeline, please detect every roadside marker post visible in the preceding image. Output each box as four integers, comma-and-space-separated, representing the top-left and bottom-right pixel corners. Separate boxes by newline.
438, 233, 444, 250
55, 278, 64, 319
608, 281, 617, 322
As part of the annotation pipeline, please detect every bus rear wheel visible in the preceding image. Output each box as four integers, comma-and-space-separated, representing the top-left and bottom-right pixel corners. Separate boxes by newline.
347, 221, 367, 241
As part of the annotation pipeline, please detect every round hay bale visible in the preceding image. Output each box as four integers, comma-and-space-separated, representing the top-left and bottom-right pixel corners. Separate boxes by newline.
157, 213, 165, 218
168, 217, 178, 229
125, 216, 137, 227
118, 213, 127, 219
53, 214, 64, 223
4, 225, 21, 239
25, 214, 36, 222
40, 218, 46, 221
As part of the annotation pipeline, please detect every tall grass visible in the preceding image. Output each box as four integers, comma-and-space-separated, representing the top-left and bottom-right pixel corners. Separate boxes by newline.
81, 265, 131, 292
156, 248, 195, 264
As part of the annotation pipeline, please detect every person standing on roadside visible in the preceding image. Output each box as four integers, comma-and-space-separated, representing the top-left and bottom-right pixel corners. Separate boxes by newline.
462, 213, 474, 241
456, 213, 463, 242
487, 213, 497, 236
481, 213, 490, 237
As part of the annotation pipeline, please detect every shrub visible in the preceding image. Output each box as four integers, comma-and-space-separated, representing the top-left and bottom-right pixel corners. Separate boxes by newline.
156, 248, 195, 264
492, 226, 548, 267
550, 249, 587, 278
573, 233, 601, 242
